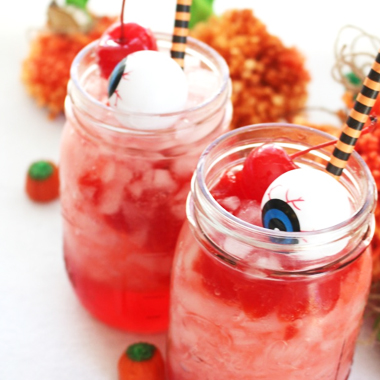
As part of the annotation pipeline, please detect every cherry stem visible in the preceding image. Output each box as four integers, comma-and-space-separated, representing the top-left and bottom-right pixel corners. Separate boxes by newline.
290, 118, 377, 160
120, 0, 126, 44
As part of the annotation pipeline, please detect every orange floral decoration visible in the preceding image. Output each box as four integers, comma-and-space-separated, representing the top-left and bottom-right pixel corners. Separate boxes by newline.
191, 9, 310, 129
22, 15, 115, 118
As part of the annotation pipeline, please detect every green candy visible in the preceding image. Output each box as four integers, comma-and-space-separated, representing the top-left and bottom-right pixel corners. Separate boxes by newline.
28, 161, 54, 181
345, 72, 362, 87
126, 342, 156, 362
65, 0, 89, 10
190, 0, 215, 29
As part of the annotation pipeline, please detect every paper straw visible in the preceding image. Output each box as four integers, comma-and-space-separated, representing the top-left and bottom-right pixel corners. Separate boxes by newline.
171, 0, 193, 69
326, 49, 380, 178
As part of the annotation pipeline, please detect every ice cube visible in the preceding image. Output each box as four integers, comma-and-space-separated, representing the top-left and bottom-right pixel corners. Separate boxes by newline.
170, 203, 186, 220
170, 184, 192, 219
126, 166, 153, 199
99, 160, 116, 182
98, 180, 125, 215
84, 74, 108, 102
152, 169, 178, 192
236, 200, 261, 226
219, 196, 241, 212
223, 236, 252, 259
170, 157, 197, 179
173, 108, 224, 145
185, 67, 219, 105
128, 180, 144, 199
174, 184, 192, 202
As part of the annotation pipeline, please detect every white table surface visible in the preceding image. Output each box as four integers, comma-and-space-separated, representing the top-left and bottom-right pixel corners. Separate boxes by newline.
1, 0, 380, 378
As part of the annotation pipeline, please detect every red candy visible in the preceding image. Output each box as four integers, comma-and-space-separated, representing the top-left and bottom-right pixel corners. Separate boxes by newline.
241, 144, 298, 202
95, 22, 158, 79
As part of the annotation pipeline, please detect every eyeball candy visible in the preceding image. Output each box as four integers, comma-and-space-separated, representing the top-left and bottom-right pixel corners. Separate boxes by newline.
261, 168, 352, 233
108, 50, 188, 130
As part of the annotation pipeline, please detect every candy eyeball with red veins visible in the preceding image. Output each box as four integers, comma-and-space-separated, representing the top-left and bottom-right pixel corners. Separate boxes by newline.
108, 50, 188, 129
261, 168, 352, 233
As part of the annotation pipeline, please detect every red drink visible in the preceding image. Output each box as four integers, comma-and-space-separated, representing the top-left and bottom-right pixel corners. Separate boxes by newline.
167, 124, 376, 379
60, 34, 231, 332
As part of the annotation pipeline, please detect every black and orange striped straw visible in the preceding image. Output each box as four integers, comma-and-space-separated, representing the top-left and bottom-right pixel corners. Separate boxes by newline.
326, 49, 380, 178
171, 0, 193, 69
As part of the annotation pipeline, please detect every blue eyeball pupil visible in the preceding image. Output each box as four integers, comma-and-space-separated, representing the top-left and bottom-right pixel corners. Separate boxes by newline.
108, 58, 127, 98
262, 199, 300, 232
267, 214, 288, 231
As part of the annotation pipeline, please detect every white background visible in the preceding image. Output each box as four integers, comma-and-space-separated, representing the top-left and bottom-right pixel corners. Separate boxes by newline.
1, 0, 380, 379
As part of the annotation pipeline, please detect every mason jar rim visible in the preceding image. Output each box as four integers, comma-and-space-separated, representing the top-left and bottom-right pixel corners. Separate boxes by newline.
69, 32, 230, 132
192, 123, 376, 261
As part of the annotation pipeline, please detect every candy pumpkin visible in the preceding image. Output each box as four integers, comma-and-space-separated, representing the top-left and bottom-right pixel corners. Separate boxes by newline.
118, 342, 165, 380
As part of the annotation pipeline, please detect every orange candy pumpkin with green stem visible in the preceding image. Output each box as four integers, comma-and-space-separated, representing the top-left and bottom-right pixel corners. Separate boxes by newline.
118, 342, 165, 380
26, 160, 59, 202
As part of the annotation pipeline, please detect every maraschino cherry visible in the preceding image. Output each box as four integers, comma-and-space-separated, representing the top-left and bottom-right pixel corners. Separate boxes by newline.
241, 144, 298, 202
95, 0, 157, 78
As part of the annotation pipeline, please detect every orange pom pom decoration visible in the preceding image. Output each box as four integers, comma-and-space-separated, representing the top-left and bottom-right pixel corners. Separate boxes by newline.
26, 160, 59, 202
118, 342, 165, 380
22, 15, 115, 118
190, 9, 310, 129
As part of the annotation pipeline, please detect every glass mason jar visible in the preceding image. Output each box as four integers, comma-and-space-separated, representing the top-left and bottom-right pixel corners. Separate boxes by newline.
167, 124, 376, 380
59, 33, 231, 333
